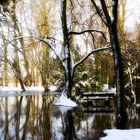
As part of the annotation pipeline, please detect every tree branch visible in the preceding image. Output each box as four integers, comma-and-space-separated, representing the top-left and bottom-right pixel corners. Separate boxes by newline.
69, 29, 107, 42
72, 44, 111, 75
8, 35, 65, 71
25, 40, 40, 49
100, 0, 111, 25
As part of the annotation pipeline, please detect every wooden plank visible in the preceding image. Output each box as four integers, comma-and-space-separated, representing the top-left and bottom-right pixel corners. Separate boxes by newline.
84, 110, 114, 113
83, 91, 115, 94
83, 105, 113, 108
82, 93, 115, 97
83, 97, 112, 100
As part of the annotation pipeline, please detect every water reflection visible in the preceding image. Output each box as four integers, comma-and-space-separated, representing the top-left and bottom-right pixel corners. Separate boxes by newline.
57, 106, 78, 140
0, 92, 139, 140
0, 94, 55, 140
127, 105, 140, 128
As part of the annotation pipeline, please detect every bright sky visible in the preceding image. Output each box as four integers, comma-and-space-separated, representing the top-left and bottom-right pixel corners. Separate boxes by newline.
125, 0, 140, 30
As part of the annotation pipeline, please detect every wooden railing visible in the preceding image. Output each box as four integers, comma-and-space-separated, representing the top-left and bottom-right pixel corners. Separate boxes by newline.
81, 92, 116, 113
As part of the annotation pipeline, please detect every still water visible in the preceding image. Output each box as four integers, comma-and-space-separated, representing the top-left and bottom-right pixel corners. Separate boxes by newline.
0, 91, 139, 140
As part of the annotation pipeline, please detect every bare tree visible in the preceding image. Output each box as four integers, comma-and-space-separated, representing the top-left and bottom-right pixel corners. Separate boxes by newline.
14, 0, 110, 99
42, 0, 110, 101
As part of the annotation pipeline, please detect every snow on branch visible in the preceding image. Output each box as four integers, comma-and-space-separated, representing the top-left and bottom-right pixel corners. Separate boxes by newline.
8, 35, 65, 71
73, 44, 111, 73
68, 29, 107, 42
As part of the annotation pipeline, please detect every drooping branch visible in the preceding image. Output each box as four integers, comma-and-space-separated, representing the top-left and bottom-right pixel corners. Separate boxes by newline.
8, 35, 65, 71
25, 40, 40, 49
0, 36, 24, 55
72, 44, 111, 76
68, 29, 107, 42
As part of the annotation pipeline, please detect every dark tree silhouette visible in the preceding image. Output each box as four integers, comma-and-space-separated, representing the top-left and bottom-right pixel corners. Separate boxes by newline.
91, 0, 127, 128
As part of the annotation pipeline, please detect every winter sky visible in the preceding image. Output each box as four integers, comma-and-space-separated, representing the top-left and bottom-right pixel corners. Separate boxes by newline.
125, 0, 140, 30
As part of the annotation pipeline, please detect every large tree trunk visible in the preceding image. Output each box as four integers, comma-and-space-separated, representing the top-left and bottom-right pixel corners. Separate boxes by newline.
13, 15, 31, 86
109, 23, 127, 128
12, 59, 25, 91
61, 0, 73, 98
3, 37, 8, 86
90, 0, 127, 129
12, 3, 25, 91
41, 45, 49, 91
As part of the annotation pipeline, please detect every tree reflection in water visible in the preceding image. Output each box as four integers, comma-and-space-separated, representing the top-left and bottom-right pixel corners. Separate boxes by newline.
0, 94, 116, 140
57, 106, 79, 140
39, 95, 51, 140
0, 93, 140, 139
0, 94, 56, 140
15, 96, 23, 140
64, 110, 78, 140
4, 97, 9, 140
22, 96, 31, 140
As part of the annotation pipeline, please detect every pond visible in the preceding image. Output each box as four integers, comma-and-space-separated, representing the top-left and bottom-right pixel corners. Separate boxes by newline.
0, 91, 140, 140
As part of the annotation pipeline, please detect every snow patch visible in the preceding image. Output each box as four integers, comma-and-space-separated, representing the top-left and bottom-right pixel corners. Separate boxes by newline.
103, 84, 109, 91
100, 129, 140, 140
102, 84, 116, 93
57, 106, 74, 114
0, 86, 22, 91
25, 86, 45, 92
0, 86, 45, 92
54, 91, 77, 107
109, 87, 116, 92
49, 85, 57, 91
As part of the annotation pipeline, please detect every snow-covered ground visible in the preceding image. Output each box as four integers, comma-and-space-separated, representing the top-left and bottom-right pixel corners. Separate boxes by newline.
0, 85, 77, 107
54, 90, 77, 107
0, 85, 57, 92
103, 84, 116, 92
100, 129, 140, 140
0, 85, 59, 97
0, 86, 23, 91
